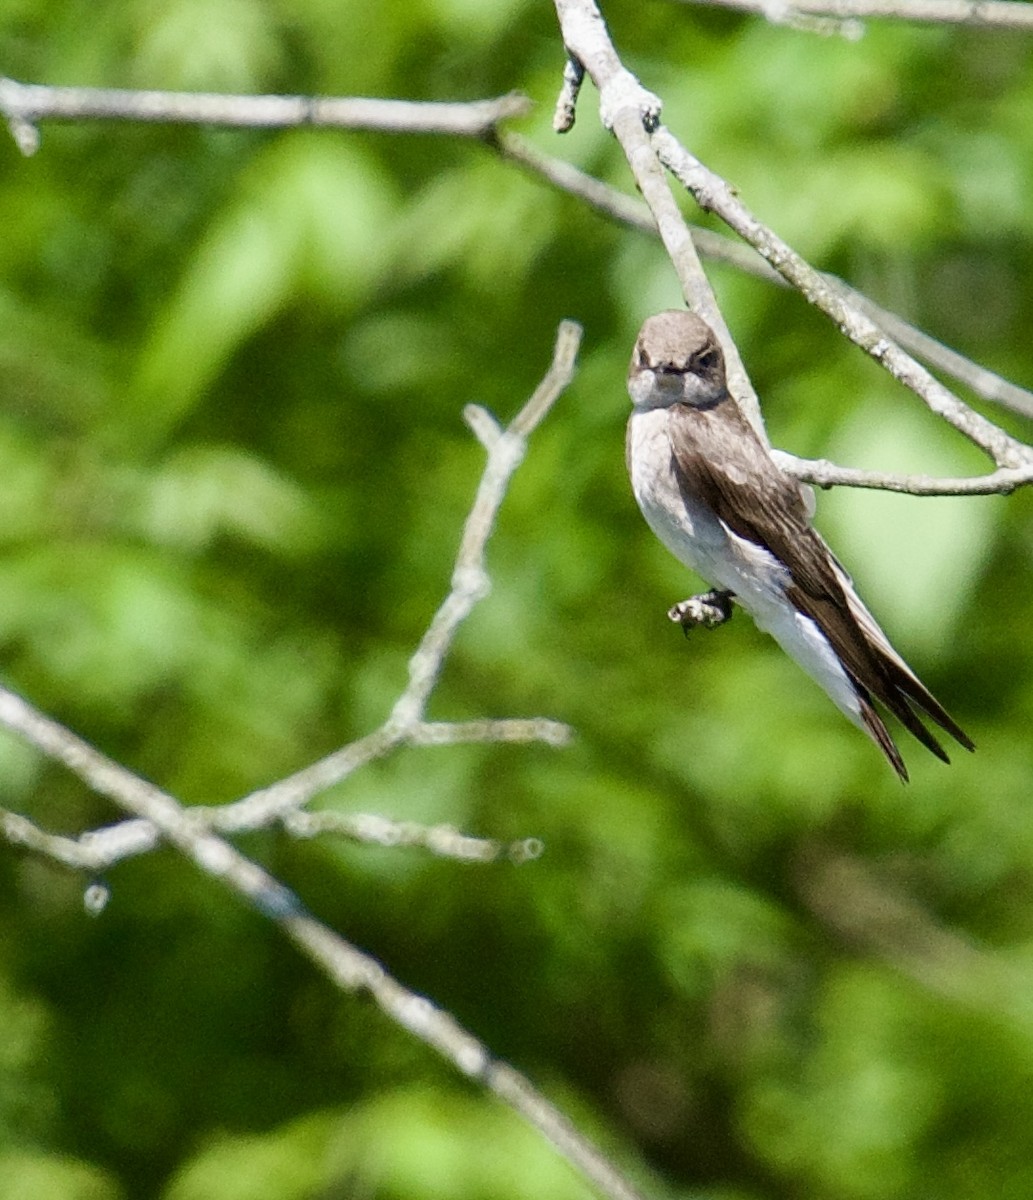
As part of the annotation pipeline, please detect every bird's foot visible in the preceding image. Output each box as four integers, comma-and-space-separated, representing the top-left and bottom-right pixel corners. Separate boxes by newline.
667, 589, 735, 634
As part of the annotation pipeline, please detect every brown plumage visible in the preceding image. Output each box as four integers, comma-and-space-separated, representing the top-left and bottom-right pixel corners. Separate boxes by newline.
627, 309, 973, 781
667, 397, 973, 780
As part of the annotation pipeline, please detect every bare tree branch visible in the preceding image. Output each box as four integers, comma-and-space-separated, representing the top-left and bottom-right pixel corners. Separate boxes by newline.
283, 810, 545, 864
678, 0, 1033, 30
0, 804, 541, 872
0, 322, 656, 1200
411, 718, 572, 746
0, 686, 645, 1200
553, 54, 586, 132
830, 282, 1033, 421
0, 76, 530, 154
7, 68, 1031, 492
0, 805, 158, 872
552, 0, 1033, 494
773, 453, 1033, 495
552, 1, 766, 435
653, 129, 1033, 468
1, 325, 578, 857
213, 321, 581, 835
495, 131, 1033, 422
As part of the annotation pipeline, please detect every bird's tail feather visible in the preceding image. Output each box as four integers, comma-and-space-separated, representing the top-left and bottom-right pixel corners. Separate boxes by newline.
837, 565, 974, 758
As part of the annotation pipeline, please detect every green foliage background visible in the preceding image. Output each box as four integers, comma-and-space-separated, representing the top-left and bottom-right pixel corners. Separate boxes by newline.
1, 2, 1032, 1198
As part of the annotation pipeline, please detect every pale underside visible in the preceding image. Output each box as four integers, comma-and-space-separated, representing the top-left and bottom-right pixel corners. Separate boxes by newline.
627, 405, 869, 732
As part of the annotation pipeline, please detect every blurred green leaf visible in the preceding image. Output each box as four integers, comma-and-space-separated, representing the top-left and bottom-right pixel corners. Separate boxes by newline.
131, 135, 396, 445
164, 1089, 596, 1200
820, 395, 996, 654
129, 0, 283, 91
134, 444, 328, 553
0, 1152, 121, 1200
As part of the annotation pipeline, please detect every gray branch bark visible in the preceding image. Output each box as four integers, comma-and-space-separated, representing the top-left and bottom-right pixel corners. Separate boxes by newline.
679, 0, 1033, 30
552, 0, 1033, 497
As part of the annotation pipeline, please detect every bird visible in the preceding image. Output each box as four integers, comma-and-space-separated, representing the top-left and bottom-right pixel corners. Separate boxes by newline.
625, 308, 973, 781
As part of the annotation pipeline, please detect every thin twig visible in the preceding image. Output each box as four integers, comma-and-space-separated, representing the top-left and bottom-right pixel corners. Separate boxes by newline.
412, 718, 572, 747
677, 0, 1033, 30
773, 453, 1033, 495
283, 810, 544, 864
0, 806, 159, 871
836, 285, 1033, 420
0, 76, 530, 155
553, 55, 585, 132
8, 68, 1030, 479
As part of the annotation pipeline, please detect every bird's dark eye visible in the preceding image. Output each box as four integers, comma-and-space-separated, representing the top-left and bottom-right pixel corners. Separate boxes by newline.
694, 347, 719, 372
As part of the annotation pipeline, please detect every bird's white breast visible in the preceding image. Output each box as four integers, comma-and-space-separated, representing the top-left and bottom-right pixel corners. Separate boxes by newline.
627, 407, 766, 589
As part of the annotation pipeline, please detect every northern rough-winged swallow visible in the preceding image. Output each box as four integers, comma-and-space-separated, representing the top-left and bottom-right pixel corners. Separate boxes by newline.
626, 309, 973, 781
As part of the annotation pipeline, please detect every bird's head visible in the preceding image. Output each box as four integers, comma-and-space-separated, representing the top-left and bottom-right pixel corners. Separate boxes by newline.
627, 310, 728, 411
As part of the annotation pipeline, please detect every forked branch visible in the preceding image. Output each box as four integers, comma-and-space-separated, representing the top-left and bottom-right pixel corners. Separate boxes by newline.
551, 0, 1033, 495
0, 322, 656, 1200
